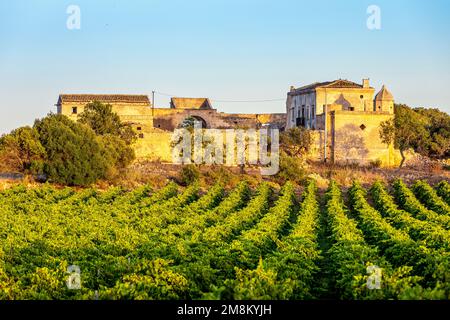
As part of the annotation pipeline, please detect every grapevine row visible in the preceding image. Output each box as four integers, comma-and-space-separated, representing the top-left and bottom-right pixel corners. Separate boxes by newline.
393, 179, 450, 229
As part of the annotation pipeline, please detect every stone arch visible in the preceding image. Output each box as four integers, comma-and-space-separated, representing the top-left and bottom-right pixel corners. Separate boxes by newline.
190, 115, 208, 128
178, 115, 208, 128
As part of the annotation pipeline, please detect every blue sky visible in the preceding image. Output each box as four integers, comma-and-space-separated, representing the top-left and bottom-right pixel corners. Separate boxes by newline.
1, 0, 449, 134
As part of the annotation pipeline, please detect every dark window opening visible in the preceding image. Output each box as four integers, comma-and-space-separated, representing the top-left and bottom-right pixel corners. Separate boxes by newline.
139, 133, 144, 139
137, 126, 142, 131
72, 107, 78, 114
360, 124, 366, 130
349, 107, 355, 111
360, 95, 364, 99
296, 117, 306, 127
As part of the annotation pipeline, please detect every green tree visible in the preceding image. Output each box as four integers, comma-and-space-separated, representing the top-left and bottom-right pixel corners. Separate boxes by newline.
414, 107, 450, 158
78, 101, 137, 145
99, 134, 135, 174
77, 101, 136, 173
179, 116, 198, 129
34, 114, 110, 186
380, 104, 430, 167
0, 126, 45, 173
275, 127, 312, 183
280, 127, 313, 157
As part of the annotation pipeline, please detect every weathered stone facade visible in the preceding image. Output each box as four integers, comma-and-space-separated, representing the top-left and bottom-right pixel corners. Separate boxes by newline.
57, 94, 286, 161
286, 79, 395, 166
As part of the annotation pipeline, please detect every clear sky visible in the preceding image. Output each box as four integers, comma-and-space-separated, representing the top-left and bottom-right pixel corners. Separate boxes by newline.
1, 0, 449, 134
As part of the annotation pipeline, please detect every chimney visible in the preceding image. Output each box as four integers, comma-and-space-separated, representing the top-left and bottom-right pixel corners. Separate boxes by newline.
290, 85, 295, 92
362, 78, 370, 88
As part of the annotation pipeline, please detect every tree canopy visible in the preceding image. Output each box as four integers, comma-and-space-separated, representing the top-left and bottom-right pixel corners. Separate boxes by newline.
78, 101, 137, 145
0, 102, 137, 186
34, 114, 110, 185
0, 126, 45, 173
280, 127, 313, 157
380, 104, 450, 167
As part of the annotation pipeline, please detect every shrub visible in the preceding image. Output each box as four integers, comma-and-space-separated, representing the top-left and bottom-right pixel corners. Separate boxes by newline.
78, 101, 137, 145
276, 153, 306, 184
34, 114, 110, 186
179, 165, 200, 186
0, 126, 45, 174
280, 127, 313, 157
369, 158, 382, 168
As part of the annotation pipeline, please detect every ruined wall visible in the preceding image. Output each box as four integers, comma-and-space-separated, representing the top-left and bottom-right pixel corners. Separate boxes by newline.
153, 108, 235, 130
59, 102, 286, 162
153, 108, 286, 131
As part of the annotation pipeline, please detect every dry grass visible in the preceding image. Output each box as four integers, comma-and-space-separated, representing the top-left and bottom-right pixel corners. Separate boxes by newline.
309, 161, 449, 189
1, 160, 448, 193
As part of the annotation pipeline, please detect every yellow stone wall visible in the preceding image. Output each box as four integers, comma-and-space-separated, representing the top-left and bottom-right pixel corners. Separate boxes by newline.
133, 128, 173, 161
308, 111, 395, 166
59, 101, 285, 162
331, 111, 394, 166
60, 102, 154, 130
315, 87, 375, 112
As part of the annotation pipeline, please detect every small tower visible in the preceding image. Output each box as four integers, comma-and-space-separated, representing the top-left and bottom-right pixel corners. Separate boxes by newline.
374, 85, 394, 114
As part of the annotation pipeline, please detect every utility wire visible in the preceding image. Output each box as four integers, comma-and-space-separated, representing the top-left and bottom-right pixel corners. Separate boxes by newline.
154, 91, 285, 103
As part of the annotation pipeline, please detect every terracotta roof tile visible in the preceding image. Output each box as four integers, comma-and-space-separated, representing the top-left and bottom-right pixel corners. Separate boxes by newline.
58, 94, 150, 105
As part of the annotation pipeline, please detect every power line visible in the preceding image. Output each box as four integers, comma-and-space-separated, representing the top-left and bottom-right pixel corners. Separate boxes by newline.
211, 98, 285, 103
154, 91, 285, 103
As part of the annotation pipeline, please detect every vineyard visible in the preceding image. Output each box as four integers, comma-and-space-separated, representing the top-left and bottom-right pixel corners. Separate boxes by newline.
0, 179, 449, 300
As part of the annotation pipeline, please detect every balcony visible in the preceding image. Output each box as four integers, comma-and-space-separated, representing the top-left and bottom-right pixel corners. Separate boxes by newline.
296, 117, 306, 127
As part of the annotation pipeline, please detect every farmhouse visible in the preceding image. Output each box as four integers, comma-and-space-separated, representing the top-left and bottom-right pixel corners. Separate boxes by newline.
286, 79, 395, 166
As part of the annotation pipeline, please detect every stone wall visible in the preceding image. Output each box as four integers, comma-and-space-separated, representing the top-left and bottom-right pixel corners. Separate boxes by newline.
315, 87, 375, 113
153, 108, 286, 131
59, 100, 287, 162
307, 111, 396, 166
133, 128, 173, 162
331, 111, 394, 165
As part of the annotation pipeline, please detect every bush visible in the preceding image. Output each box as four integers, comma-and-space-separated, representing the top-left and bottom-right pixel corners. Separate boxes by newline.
276, 153, 306, 184
0, 126, 45, 174
99, 135, 135, 175
280, 127, 313, 157
179, 165, 200, 186
78, 101, 137, 145
34, 114, 110, 186
369, 158, 382, 168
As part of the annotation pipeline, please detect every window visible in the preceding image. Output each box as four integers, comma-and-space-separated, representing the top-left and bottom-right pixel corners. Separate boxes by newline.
139, 133, 144, 139
360, 124, 366, 130
137, 126, 142, 131
291, 108, 295, 121
311, 105, 315, 117
72, 107, 78, 114
360, 95, 364, 99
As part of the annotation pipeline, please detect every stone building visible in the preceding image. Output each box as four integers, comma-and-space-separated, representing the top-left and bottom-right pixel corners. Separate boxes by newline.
57, 94, 286, 160
286, 79, 395, 166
